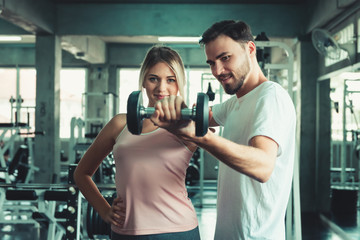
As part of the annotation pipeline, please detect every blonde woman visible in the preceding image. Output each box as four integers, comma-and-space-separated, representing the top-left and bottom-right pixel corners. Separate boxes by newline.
74, 46, 200, 240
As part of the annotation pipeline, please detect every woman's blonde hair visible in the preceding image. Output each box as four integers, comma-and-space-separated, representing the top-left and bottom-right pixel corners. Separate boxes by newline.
139, 46, 186, 97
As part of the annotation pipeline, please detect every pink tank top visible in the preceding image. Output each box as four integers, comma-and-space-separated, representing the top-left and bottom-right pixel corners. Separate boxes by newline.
111, 127, 198, 235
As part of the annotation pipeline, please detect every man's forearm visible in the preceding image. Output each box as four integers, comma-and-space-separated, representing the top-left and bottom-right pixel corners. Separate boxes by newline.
191, 131, 276, 183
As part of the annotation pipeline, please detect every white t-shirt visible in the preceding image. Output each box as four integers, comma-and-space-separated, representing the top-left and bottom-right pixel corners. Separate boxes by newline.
212, 81, 296, 240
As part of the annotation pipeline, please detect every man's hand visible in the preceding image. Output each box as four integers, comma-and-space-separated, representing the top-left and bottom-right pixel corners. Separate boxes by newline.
150, 95, 197, 139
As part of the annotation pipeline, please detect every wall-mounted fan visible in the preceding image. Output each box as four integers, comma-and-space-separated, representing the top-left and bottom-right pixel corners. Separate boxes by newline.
311, 28, 343, 60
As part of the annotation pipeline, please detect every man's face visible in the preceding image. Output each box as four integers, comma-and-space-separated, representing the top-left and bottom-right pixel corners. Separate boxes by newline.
205, 35, 251, 95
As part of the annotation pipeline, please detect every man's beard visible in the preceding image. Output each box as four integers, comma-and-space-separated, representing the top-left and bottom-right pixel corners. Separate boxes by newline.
223, 76, 245, 95
221, 59, 250, 95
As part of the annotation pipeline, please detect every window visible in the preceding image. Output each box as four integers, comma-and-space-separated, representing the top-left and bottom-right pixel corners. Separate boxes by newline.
19, 69, 36, 128
0, 68, 86, 139
330, 73, 360, 141
60, 69, 86, 138
118, 68, 140, 113
0, 68, 36, 127
0, 68, 17, 123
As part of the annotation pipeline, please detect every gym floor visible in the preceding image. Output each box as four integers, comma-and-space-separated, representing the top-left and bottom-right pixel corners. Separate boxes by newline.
0, 183, 359, 240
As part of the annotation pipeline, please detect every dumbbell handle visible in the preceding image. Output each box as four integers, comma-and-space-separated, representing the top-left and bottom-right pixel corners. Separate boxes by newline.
140, 107, 196, 120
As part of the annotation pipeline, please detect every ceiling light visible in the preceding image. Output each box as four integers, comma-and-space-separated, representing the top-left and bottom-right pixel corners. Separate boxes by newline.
158, 36, 201, 43
0, 36, 22, 42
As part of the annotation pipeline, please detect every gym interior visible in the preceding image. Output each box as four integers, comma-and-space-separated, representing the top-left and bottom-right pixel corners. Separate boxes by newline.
0, 0, 360, 239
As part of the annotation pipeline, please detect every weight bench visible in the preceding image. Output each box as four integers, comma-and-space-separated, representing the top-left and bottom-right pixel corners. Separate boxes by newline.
0, 188, 38, 225
3, 188, 66, 240
6, 189, 38, 200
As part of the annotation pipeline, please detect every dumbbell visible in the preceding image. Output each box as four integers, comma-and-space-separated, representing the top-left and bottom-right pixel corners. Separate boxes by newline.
127, 91, 209, 136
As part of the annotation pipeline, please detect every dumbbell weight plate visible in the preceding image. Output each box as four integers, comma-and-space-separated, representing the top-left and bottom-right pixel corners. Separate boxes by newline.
86, 203, 94, 239
195, 93, 209, 137
127, 91, 209, 136
127, 91, 143, 135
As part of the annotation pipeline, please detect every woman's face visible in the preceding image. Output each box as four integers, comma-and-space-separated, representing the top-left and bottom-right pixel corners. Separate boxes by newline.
143, 62, 179, 107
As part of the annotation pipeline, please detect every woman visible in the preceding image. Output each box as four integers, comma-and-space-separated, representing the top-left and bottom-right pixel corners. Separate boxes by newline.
74, 46, 200, 240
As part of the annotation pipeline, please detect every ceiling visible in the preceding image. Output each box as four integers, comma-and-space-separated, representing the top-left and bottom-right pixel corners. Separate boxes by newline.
0, 0, 315, 46
55, 0, 306, 4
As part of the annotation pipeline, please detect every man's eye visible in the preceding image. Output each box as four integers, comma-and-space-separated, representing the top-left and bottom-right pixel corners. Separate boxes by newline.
221, 55, 230, 61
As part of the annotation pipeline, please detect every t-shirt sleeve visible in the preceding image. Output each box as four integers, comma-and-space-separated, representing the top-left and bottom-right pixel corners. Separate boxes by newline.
211, 96, 237, 127
249, 86, 296, 156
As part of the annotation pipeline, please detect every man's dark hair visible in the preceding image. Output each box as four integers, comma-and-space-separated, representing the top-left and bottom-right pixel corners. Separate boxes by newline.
199, 20, 255, 45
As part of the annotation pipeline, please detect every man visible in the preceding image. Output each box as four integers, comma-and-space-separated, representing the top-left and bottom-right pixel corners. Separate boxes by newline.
151, 20, 296, 240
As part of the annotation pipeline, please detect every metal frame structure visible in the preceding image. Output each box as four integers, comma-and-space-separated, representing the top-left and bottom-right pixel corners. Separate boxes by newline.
330, 78, 360, 189
82, 91, 115, 130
